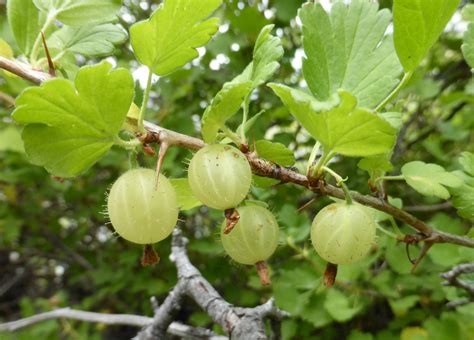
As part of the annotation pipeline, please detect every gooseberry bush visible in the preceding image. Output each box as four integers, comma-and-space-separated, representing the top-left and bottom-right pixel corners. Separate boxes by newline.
1, 0, 474, 339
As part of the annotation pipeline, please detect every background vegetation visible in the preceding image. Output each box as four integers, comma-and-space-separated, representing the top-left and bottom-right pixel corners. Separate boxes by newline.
0, 0, 473, 339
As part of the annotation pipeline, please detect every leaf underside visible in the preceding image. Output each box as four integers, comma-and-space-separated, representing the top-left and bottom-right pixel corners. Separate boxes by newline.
269, 84, 397, 157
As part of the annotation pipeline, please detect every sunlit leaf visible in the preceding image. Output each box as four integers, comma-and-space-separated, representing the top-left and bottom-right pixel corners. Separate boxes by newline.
33, 0, 121, 26
401, 161, 464, 199
269, 84, 397, 157
12, 62, 134, 177
255, 140, 295, 167
7, 0, 45, 55
201, 81, 253, 143
299, 0, 402, 108
130, 0, 221, 76
393, 0, 461, 72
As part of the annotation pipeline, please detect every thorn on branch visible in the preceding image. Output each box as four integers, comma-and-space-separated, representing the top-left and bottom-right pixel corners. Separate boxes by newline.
411, 242, 433, 272
41, 32, 56, 77
154, 141, 169, 190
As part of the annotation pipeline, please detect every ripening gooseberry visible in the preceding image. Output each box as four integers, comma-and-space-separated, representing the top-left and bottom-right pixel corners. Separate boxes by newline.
221, 205, 279, 265
311, 203, 376, 265
107, 168, 179, 244
188, 144, 252, 210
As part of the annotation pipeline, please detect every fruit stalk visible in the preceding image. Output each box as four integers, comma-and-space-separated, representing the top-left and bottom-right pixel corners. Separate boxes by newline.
256, 261, 271, 286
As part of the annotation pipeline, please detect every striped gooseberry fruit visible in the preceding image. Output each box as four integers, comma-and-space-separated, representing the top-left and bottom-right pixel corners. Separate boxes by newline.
107, 168, 179, 245
311, 203, 376, 265
188, 144, 252, 210
221, 205, 279, 285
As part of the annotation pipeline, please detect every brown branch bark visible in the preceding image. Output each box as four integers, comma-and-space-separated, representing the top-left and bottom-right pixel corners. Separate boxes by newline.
1, 57, 473, 249
0, 56, 52, 85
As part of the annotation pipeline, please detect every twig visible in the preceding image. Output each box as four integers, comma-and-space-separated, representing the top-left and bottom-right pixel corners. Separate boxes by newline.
441, 263, 474, 308
0, 57, 473, 249
135, 229, 289, 339
0, 56, 51, 85
404, 202, 452, 213
0, 307, 222, 338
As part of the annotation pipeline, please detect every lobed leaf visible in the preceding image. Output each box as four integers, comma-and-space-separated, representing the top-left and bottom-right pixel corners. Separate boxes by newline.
33, 0, 121, 26
401, 161, 464, 199
299, 0, 402, 108
130, 0, 222, 76
7, 0, 45, 55
393, 0, 461, 72
232, 24, 284, 88
269, 84, 397, 157
48, 24, 127, 57
201, 81, 253, 143
12, 61, 134, 177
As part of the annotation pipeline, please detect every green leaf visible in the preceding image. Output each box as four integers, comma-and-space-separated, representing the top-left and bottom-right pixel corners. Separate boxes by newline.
0, 126, 24, 153
170, 178, 202, 211
459, 152, 474, 176
233, 24, 283, 88
49, 24, 126, 57
33, 0, 121, 26
300, 293, 333, 328
401, 161, 464, 199
358, 155, 394, 174
393, 0, 461, 72
462, 4, 474, 21
389, 295, 420, 317
255, 140, 295, 167
269, 84, 397, 157
12, 61, 134, 177
424, 316, 463, 340
400, 327, 429, 340
7, 0, 45, 55
0, 39, 14, 60
380, 112, 403, 130
451, 175, 474, 220
130, 0, 222, 76
324, 289, 363, 322
348, 331, 374, 340
252, 175, 280, 188
201, 81, 253, 143
299, 0, 402, 108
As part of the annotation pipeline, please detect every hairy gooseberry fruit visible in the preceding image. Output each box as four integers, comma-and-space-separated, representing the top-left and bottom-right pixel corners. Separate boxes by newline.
107, 168, 179, 245
311, 203, 376, 265
188, 144, 252, 210
221, 205, 279, 285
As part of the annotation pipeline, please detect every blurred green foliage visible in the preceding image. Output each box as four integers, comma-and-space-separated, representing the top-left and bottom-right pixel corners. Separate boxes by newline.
0, 1, 473, 339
